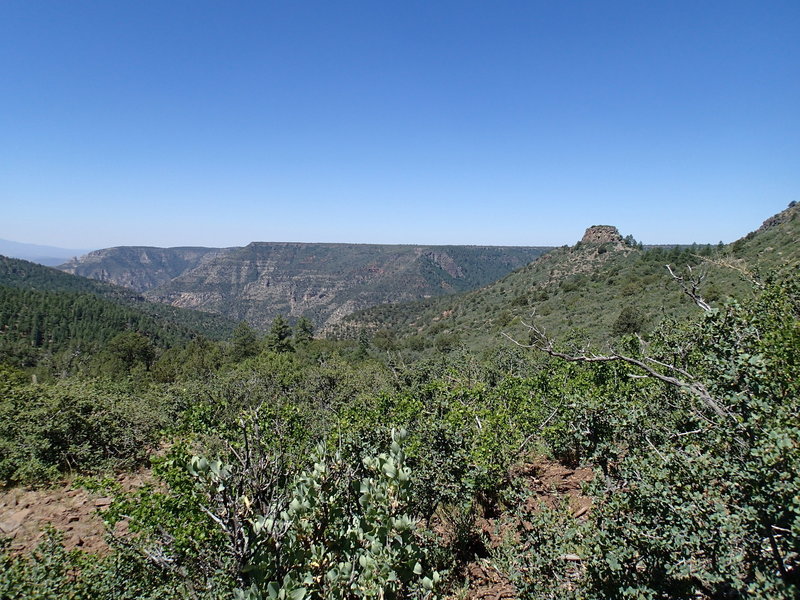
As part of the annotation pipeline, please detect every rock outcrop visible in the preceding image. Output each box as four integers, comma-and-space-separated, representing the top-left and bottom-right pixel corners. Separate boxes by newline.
581, 225, 623, 245
754, 202, 798, 235
58, 246, 236, 292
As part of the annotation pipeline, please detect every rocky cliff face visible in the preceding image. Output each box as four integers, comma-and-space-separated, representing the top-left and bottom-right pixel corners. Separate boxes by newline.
754, 202, 798, 235
61, 242, 550, 331
58, 247, 235, 292
145, 242, 550, 330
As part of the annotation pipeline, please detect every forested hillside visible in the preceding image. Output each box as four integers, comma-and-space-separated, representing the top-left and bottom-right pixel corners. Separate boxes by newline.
1, 205, 798, 600
0, 256, 237, 369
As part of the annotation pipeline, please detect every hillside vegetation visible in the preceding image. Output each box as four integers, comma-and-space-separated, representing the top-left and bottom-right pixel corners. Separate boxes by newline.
340, 204, 800, 354
1, 205, 798, 600
0, 256, 237, 370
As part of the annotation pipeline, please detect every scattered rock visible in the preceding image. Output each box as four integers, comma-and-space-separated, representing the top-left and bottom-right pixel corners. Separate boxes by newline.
0, 519, 20, 534
8, 508, 31, 525
0, 471, 151, 555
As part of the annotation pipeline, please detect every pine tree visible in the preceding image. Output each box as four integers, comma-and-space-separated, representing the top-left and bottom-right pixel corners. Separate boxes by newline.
229, 322, 260, 362
293, 316, 314, 347
265, 315, 293, 353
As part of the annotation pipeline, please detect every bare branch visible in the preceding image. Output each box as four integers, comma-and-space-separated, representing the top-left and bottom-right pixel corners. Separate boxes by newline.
697, 254, 763, 289
644, 356, 695, 380
503, 324, 732, 420
666, 264, 712, 312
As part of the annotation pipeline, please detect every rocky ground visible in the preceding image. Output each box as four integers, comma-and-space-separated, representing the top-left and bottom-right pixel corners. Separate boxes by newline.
0, 471, 150, 554
449, 459, 593, 600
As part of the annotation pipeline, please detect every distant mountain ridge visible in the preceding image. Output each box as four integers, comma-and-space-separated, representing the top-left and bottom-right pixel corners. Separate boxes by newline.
59, 246, 236, 292
0, 238, 90, 266
58, 242, 552, 330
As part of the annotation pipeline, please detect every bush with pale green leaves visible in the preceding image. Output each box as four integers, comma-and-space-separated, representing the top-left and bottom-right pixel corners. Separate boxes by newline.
189, 429, 440, 600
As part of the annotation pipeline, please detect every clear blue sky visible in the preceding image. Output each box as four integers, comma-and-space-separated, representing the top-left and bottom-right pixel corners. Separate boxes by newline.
1, 1, 798, 249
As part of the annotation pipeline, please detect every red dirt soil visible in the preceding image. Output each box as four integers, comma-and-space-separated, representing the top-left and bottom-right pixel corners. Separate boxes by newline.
2, 460, 591, 600
450, 458, 593, 600
0, 471, 151, 555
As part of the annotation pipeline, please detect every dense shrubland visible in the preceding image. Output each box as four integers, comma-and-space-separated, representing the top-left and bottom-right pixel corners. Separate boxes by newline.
495, 278, 800, 598
2, 211, 799, 598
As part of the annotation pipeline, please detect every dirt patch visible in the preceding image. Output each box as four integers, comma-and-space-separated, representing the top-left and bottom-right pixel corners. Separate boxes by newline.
3, 459, 593, 599
513, 460, 593, 516
458, 560, 517, 600
0, 471, 151, 554
450, 458, 593, 600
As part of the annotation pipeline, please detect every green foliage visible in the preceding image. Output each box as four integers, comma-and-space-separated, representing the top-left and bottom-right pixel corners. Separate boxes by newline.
0, 255, 237, 363
492, 497, 582, 600
498, 279, 800, 598
113, 429, 441, 599
102, 446, 237, 596
372, 329, 397, 352
213, 430, 441, 599
0, 376, 173, 484
0, 529, 117, 599
610, 305, 645, 336
153, 336, 224, 382
229, 321, 262, 362
100, 330, 157, 374
294, 316, 315, 347
433, 333, 460, 353
2, 207, 799, 599
0, 525, 231, 599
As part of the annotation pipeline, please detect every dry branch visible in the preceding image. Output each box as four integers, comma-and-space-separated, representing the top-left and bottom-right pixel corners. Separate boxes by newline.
666, 264, 712, 312
502, 323, 732, 420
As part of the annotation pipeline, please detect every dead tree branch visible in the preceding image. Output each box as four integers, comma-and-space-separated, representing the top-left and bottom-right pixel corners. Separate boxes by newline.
697, 254, 763, 289
502, 323, 732, 420
666, 264, 712, 312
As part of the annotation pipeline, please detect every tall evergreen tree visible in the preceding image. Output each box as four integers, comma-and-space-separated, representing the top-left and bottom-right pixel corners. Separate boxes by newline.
265, 315, 293, 353
229, 322, 260, 362
293, 316, 314, 347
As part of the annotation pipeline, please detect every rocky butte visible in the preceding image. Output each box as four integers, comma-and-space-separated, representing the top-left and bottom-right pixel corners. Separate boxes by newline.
581, 225, 624, 245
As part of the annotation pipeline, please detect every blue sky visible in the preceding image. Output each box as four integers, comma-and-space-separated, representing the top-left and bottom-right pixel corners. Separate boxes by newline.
1, 1, 798, 249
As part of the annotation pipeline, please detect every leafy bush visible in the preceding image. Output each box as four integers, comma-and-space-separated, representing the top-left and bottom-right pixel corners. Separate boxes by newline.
0, 376, 173, 483
499, 279, 800, 598
188, 429, 440, 599
0, 527, 217, 600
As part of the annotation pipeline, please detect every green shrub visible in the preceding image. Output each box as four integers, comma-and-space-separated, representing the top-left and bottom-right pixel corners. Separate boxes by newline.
0, 377, 172, 484
507, 280, 800, 598
190, 429, 440, 599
